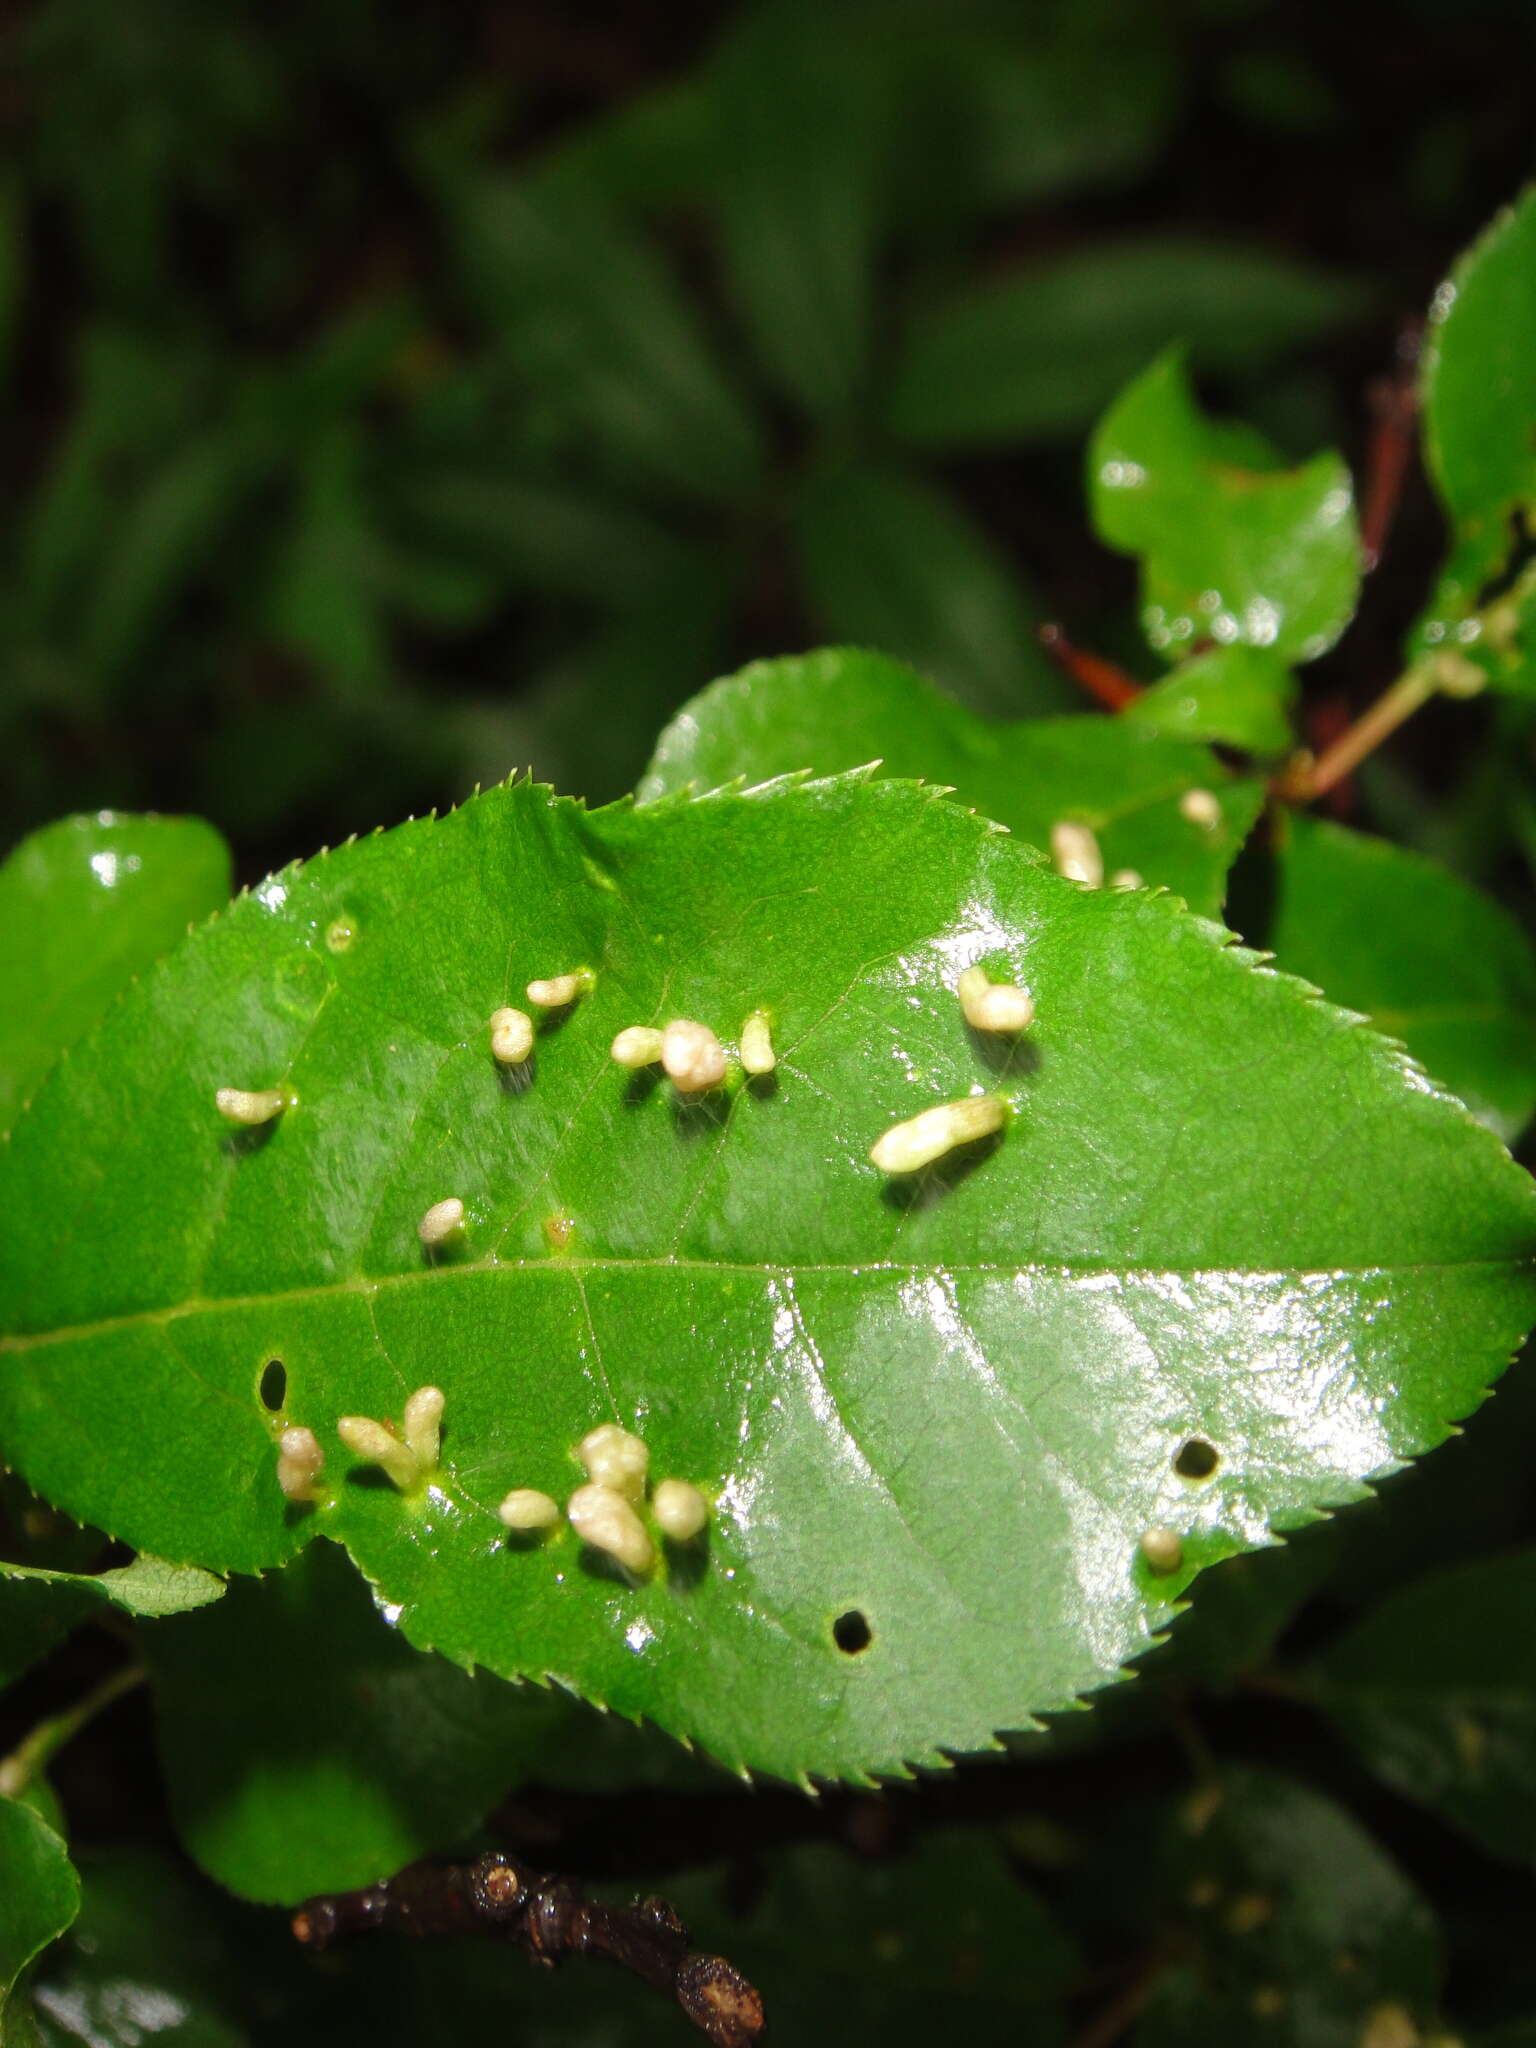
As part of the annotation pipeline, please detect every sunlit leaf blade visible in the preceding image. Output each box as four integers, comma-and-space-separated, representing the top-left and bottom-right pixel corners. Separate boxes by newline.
1422, 188, 1536, 596
887, 238, 1365, 447
1089, 352, 1361, 665
1125, 1770, 1443, 2046
712, 0, 879, 423
1267, 813, 1536, 1143
0, 774, 1532, 1785
0, 812, 232, 1135
640, 648, 1260, 917
1311, 1550, 1536, 1868
143, 1539, 572, 1902
1122, 645, 1295, 755
793, 464, 1071, 716
0, 1801, 78, 2028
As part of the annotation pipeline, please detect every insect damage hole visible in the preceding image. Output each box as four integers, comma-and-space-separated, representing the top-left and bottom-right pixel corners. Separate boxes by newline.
832, 1609, 873, 1655
258, 1358, 288, 1411
1174, 1437, 1220, 1480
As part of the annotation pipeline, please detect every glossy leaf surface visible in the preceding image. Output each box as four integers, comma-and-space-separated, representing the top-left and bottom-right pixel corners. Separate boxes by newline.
1128, 1770, 1442, 2047
0, 1801, 78, 2028
887, 237, 1364, 447
1122, 644, 1295, 755
641, 649, 1261, 917
793, 465, 1070, 716
1312, 1550, 1536, 1867
1, 774, 1533, 1788
1090, 353, 1361, 665
0, 812, 232, 1133
1267, 813, 1536, 1142
1422, 188, 1536, 595
143, 1539, 572, 1903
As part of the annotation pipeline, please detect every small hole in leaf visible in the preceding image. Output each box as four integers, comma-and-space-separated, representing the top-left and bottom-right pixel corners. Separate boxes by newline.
259, 1359, 288, 1411
833, 1610, 872, 1655
1174, 1438, 1219, 1480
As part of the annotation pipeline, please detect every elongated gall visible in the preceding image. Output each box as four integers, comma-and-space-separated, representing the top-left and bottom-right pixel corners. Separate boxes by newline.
337, 1415, 420, 1492
1050, 820, 1103, 888
739, 1010, 776, 1076
216, 1086, 286, 1127
957, 965, 1035, 1034
417, 1197, 465, 1246
401, 1386, 445, 1467
498, 1488, 561, 1532
490, 1007, 534, 1064
611, 1025, 665, 1069
652, 1479, 709, 1541
276, 1426, 325, 1503
869, 1094, 1009, 1175
527, 968, 594, 1008
567, 1482, 656, 1575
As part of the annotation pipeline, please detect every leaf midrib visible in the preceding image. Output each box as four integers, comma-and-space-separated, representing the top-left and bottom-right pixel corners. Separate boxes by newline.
3, 1247, 1528, 1357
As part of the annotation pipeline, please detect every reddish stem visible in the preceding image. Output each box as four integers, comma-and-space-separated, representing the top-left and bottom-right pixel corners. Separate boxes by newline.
1039, 624, 1145, 711
1359, 320, 1423, 573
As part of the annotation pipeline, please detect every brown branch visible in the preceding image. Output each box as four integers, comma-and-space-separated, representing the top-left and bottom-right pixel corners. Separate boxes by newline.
293, 1852, 765, 2048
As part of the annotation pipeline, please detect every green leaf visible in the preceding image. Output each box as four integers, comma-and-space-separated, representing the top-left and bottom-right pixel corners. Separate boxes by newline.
1422, 188, 1536, 596
0, 774, 1532, 1787
640, 648, 1261, 918
887, 238, 1365, 448
1267, 813, 1536, 1143
1126, 1770, 1443, 2047
793, 464, 1073, 716
144, 1539, 570, 1903
0, 1802, 78, 2029
1311, 1550, 1536, 1868
1, 1554, 224, 1690
1090, 352, 1362, 666
712, 0, 880, 422
26, 1847, 278, 2048
453, 167, 763, 503
1122, 644, 1295, 755
0, 811, 232, 1134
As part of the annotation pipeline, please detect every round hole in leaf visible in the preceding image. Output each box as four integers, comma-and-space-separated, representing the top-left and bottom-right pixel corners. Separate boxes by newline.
1174, 1437, 1220, 1480
832, 1610, 872, 1655
259, 1358, 288, 1412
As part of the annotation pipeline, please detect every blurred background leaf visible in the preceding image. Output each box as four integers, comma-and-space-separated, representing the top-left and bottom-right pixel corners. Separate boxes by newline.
5, 0, 1534, 865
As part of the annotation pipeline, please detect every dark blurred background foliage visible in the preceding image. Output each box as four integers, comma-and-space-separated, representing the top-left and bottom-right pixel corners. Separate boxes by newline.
4, 0, 1536, 878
